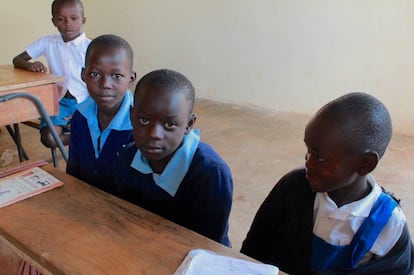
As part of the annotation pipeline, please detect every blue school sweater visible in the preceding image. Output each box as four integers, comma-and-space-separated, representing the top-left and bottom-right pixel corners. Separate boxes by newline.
66, 96, 133, 195
113, 142, 233, 247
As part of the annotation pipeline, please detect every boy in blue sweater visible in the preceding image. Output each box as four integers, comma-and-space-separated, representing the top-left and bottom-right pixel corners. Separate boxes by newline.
66, 34, 136, 194
114, 69, 233, 246
16, 33, 136, 275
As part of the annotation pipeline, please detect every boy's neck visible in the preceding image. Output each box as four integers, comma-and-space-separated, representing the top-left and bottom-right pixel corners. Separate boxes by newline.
328, 177, 372, 208
61, 32, 83, 42
97, 109, 117, 132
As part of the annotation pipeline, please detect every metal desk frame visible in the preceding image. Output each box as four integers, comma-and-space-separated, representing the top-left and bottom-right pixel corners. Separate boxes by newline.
0, 92, 68, 165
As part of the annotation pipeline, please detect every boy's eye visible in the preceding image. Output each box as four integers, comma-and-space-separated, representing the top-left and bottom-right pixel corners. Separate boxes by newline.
112, 74, 123, 80
317, 156, 326, 162
138, 117, 149, 125
90, 72, 100, 78
306, 149, 326, 162
164, 122, 177, 130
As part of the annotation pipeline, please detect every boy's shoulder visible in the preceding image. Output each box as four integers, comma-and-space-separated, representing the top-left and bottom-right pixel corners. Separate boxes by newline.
33, 33, 90, 44
39, 33, 62, 40
28, 34, 63, 45
192, 141, 230, 169
276, 167, 309, 190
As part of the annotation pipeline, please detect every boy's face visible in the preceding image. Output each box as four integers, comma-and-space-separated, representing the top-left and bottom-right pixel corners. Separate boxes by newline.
82, 47, 135, 113
303, 116, 363, 193
131, 86, 196, 173
52, 2, 85, 42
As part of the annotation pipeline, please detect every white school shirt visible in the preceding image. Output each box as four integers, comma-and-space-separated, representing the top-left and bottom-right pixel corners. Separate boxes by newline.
313, 174, 406, 263
26, 33, 91, 103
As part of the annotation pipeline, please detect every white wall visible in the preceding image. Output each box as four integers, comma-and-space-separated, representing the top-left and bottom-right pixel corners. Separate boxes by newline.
2, 0, 414, 135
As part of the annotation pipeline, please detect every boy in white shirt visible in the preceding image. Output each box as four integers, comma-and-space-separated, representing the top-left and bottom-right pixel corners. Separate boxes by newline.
13, 0, 90, 148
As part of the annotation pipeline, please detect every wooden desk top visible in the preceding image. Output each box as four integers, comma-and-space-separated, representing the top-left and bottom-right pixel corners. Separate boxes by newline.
0, 65, 63, 126
0, 165, 254, 274
0, 64, 64, 92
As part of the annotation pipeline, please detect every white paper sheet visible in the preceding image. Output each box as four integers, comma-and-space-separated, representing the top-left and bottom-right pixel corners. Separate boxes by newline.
174, 248, 279, 275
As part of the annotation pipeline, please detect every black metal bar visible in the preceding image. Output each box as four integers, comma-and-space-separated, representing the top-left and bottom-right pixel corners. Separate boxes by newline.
0, 92, 68, 162
5, 124, 30, 161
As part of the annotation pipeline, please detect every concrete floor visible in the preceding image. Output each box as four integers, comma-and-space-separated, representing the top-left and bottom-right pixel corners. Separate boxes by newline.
0, 98, 413, 252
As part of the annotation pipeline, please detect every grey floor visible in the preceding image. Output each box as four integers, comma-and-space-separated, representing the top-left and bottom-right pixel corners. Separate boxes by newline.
1, 98, 413, 252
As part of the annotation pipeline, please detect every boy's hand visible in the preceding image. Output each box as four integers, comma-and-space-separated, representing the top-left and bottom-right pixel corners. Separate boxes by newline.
27, 61, 48, 73
13, 51, 48, 73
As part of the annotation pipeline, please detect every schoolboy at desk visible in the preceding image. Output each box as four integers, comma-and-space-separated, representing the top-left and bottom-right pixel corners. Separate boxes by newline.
241, 92, 414, 274
114, 69, 234, 247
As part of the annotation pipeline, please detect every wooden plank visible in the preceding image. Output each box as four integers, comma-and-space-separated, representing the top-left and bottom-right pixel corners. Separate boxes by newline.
0, 84, 59, 126
0, 165, 252, 274
0, 65, 64, 92
0, 64, 62, 126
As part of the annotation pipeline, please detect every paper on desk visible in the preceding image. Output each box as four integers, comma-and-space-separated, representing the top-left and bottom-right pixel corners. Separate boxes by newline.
0, 166, 63, 208
174, 248, 279, 275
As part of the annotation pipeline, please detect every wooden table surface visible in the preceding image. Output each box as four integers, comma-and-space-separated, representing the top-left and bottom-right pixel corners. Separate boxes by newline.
0, 64, 63, 126
0, 164, 258, 274
0, 64, 64, 92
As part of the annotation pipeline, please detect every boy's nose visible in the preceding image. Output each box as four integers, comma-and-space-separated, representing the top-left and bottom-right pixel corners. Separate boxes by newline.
148, 124, 163, 139
99, 76, 112, 88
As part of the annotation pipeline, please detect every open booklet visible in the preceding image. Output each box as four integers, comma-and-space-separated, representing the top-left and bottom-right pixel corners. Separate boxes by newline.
0, 160, 63, 208
174, 248, 279, 275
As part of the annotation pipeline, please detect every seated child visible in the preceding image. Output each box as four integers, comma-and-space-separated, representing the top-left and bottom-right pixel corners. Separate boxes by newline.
14, 33, 136, 275
113, 69, 233, 247
241, 92, 414, 274
66, 34, 136, 194
13, 0, 90, 148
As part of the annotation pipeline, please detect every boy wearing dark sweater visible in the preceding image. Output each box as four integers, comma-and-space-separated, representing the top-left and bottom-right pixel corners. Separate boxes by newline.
114, 69, 233, 246
67, 34, 136, 194
241, 93, 413, 274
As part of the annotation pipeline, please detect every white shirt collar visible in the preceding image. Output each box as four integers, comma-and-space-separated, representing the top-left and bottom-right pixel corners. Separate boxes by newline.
58, 32, 87, 46
314, 174, 382, 220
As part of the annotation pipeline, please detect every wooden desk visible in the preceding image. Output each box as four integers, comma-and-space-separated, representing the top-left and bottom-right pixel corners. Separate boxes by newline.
0, 64, 63, 126
0, 165, 256, 274
0, 64, 67, 164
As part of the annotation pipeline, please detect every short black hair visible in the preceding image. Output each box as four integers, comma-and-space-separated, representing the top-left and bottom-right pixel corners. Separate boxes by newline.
52, 0, 85, 17
134, 69, 195, 113
316, 92, 392, 158
85, 34, 134, 69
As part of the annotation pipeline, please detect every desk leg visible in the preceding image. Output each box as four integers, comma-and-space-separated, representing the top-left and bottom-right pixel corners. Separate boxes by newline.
5, 124, 29, 162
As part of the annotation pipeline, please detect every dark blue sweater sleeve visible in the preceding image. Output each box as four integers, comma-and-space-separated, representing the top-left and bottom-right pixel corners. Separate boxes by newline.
66, 110, 82, 178
185, 151, 233, 246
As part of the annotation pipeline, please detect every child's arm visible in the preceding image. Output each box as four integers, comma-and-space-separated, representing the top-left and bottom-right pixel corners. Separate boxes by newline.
13, 51, 48, 73
188, 160, 233, 246
349, 223, 414, 274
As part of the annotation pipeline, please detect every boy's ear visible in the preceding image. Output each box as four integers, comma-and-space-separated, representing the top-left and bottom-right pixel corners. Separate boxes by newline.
82, 17, 86, 24
129, 71, 137, 85
357, 151, 379, 176
81, 68, 86, 83
185, 113, 197, 134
